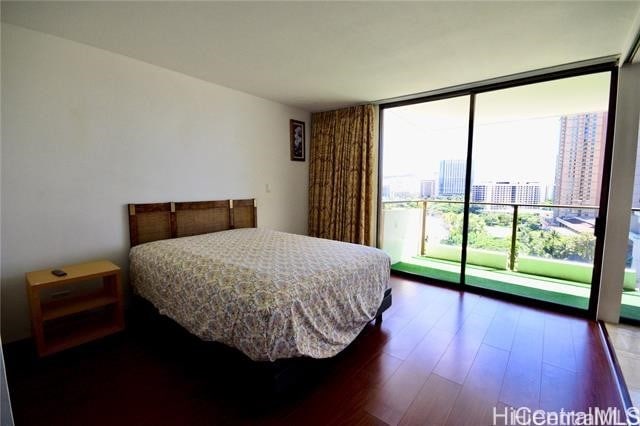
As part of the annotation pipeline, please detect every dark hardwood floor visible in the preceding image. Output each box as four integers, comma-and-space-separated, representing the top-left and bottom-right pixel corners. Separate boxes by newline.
4, 275, 624, 425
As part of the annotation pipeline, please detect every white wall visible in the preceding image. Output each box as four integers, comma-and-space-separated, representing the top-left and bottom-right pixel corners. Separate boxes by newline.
598, 63, 640, 322
0, 24, 310, 342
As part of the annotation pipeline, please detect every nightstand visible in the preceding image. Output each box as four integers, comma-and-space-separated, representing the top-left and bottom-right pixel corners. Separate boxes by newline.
25, 260, 125, 357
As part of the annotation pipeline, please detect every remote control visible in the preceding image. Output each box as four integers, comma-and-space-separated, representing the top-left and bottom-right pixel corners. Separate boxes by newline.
51, 269, 67, 277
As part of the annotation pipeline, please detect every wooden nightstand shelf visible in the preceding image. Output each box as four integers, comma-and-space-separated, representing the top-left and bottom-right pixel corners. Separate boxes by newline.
26, 260, 124, 357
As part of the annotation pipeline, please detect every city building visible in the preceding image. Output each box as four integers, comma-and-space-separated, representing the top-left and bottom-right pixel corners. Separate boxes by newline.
553, 111, 607, 217
438, 159, 466, 197
471, 181, 543, 210
420, 179, 436, 198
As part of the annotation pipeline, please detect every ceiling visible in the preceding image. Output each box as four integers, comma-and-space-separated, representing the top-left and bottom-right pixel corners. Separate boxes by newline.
2, 1, 639, 112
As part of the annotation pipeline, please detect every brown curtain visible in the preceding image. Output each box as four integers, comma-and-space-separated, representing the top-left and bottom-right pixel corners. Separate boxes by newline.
308, 104, 375, 245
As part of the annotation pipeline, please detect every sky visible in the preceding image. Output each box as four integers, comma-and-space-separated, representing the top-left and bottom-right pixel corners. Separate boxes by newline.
383, 112, 560, 186
382, 72, 611, 189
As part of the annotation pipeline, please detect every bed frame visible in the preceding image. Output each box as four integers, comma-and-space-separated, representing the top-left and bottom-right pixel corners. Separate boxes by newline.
128, 199, 392, 384
127, 198, 391, 368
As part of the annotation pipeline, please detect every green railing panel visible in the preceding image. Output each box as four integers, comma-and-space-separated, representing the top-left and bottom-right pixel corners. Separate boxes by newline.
424, 244, 508, 270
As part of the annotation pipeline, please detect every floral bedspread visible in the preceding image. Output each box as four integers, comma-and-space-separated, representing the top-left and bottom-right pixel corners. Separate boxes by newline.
129, 228, 390, 361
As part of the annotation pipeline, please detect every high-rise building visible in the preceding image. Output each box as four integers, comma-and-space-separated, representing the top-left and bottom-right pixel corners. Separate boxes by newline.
472, 181, 543, 210
439, 159, 466, 196
553, 112, 607, 217
420, 179, 435, 199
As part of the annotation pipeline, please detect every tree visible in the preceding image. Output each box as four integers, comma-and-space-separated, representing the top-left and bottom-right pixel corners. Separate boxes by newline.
567, 233, 596, 262
443, 213, 489, 247
430, 202, 463, 215
519, 213, 542, 231
435, 208, 595, 264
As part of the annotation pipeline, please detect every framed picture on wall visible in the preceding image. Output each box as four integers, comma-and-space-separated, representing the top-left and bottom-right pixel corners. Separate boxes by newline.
290, 119, 305, 161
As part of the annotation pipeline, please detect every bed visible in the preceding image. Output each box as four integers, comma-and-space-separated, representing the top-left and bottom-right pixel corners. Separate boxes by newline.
127, 199, 392, 362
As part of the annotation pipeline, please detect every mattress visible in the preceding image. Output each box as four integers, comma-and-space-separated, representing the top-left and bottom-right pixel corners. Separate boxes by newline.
129, 228, 391, 361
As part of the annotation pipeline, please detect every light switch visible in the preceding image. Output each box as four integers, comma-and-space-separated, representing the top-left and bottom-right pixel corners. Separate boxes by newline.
265, 183, 271, 193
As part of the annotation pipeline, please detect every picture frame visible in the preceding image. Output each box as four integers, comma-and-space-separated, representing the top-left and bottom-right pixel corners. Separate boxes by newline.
290, 119, 305, 161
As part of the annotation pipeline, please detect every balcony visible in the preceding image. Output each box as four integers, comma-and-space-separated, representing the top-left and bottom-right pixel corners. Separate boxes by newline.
382, 200, 640, 318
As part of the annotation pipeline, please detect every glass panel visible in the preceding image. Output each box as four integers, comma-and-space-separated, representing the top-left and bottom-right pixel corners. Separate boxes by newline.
622, 207, 640, 320
621, 125, 640, 321
467, 72, 611, 309
381, 96, 470, 284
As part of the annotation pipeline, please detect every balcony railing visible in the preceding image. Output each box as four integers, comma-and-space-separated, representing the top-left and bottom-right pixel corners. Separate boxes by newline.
382, 200, 640, 315
382, 198, 599, 274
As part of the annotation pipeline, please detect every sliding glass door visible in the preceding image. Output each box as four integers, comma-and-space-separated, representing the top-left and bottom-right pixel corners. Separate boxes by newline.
621, 139, 640, 322
466, 73, 612, 309
380, 65, 616, 314
380, 96, 470, 284
623, 208, 640, 321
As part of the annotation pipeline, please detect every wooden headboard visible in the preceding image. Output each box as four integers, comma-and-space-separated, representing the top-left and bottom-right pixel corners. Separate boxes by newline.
128, 199, 257, 246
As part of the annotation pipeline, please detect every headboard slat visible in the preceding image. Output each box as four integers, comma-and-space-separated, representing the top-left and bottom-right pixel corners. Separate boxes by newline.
128, 203, 174, 246
128, 199, 256, 246
175, 200, 231, 237
232, 199, 257, 229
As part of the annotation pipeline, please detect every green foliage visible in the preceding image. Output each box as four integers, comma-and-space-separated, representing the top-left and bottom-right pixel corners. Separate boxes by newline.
443, 213, 482, 245
516, 228, 595, 262
437, 208, 595, 263
430, 202, 463, 215
484, 212, 512, 227
519, 213, 542, 231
